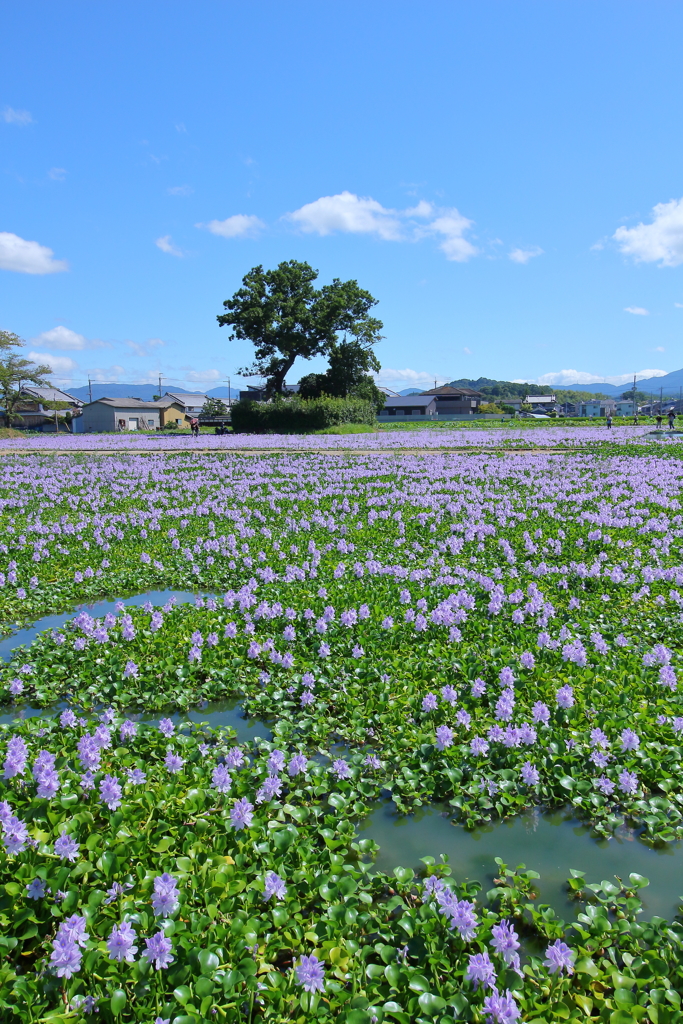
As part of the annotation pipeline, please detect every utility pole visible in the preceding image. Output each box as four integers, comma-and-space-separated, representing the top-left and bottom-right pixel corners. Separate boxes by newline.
88, 377, 92, 404
228, 376, 231, 409
158, 374, 164, 399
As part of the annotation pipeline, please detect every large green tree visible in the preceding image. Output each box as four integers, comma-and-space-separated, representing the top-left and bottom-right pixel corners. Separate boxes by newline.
217, 260, 383, 397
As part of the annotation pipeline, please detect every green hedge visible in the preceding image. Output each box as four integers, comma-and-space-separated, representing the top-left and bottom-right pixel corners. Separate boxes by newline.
230, 395, 377, 433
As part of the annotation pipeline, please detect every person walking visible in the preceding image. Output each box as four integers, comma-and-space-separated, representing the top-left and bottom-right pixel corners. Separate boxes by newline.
656, 413, 663, 429
606, 412, 613, 429
190, 417, 199, 437
632, 413, 639, 425
668, 410, 676, 430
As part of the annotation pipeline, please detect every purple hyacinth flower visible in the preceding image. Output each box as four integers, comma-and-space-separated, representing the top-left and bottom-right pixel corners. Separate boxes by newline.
556, 685, 575, 709
295, 954, 326, 993
618, 769, 638, 795
164, 751, 184, 773
50, 937, 82, 978
263, 871, 287, 901
256, 775, 282, 803
142, 931, 174, 970
288, 754, 308, 776
520, 761, 539, 786
99, 774, 122, 810
620, 729, 640, 752
520, 652, 535, 670
595, 775, 615, 795
543, 939, 575, 975
436, 725, 454, 750
54, 830, 80, 862
211, 764, 232, 793
123, 660, 139, 678
441, 684, 458, 704
126, 767, 146, 784
331, 758, 351, 780
119, 719, 138, 741
151, 873, 180, 917
470, 736, 489, 756
230, 797, 254, 830
466, 950, 497, 991
158, 718, 174, 737
482, 988, 520, 1023
26, 877, 47, 900
422, 693, 438, 711
471, 678, 487, 697
107, 921, 138, 962
267, 749, 286, 774
490, 919, 520, 965
364, 754, 381, 769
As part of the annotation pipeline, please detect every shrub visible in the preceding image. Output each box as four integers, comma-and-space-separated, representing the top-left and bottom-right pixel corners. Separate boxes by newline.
230, 395, 376, 433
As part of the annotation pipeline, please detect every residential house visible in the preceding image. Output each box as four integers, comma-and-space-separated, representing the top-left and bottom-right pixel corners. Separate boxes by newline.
505, 394, 557, 414
379, 395, 438, 417
74, 398, 163, 432
419, 385, 484, 414
153, 397, 193, 428
162, 392, 208, 416
14, 386, 83, 431
577, 401, 617, 418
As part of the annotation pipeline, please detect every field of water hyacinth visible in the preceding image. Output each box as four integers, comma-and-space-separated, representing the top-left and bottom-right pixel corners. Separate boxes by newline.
2, 444, 683, 1024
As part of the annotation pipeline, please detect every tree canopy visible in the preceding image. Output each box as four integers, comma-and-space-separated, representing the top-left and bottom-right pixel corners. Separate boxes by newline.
298, 337, 385, 412
0, 333, 52, 427
217, 260, 383, 396
201, 396, 228, 416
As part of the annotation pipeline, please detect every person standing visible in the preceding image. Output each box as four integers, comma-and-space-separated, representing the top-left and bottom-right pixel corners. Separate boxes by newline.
190, 417, 199, 437
668, 410, 676, 430
606, 412, 612, 429
656, 413, 663, 429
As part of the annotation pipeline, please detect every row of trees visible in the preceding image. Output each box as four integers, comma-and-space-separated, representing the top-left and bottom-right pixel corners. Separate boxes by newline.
0, 331, 52, 428
218, 260, 385, 410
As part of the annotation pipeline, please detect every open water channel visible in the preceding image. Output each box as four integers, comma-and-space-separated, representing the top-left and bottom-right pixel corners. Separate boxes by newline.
1, 589, 683, 919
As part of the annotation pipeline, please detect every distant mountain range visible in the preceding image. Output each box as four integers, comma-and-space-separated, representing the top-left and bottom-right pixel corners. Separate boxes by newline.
65, 384, 239, 403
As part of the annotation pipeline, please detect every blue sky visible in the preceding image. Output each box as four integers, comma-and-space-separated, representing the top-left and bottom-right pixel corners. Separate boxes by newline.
2, 0, 683, 394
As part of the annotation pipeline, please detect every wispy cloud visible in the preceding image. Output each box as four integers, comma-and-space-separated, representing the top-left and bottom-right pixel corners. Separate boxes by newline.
374, 367, 451, 387
48, 167, 67, 181
155, 235, 184, 257
517, 368, 668, 387
614, 197, 683, 267
28, 351, 78, 376
167, 184, 193, 196
624, 306, 649, 316
0, 232, 68, 274
2, 106, 32, 125
31, 326, 108, 352
197, 214, 264, 238
125, 338, 165, 357
181, 367, 222, 382
509, 246, 543, 264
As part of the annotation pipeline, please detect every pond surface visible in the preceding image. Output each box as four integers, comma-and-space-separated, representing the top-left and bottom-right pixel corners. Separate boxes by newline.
0, 588, 203, 662
360, 800, 683, 920
0, 696, 272, 742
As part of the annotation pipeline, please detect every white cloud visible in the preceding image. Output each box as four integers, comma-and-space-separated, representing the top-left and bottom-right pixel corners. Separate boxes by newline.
32, 327, 88, 351
287, 191, 480, 260
155, 235, 184, 257
509, 246, 543, 264
2, 106, 32, 125
422, 210, 477, 261
28, 351, 78, 376
183, 368, 222, 383
85, 364, 127, 383
198, 215, 265, 238
675, 302, 683, 308
287, 192, 403, 240
0, 232, 68, 274
625, 306, 649, 315
516, 368, 669, 387
167, 184, 193, 196
655, 346, 666, 352
48, 167, 67, 181
374, 367, 450, 387
463, 347, 472, 355
614, 197, 683, 267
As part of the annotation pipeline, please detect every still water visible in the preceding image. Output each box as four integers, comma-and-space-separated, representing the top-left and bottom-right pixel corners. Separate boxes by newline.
360, 800, 683, 920
0, 588, 202, 661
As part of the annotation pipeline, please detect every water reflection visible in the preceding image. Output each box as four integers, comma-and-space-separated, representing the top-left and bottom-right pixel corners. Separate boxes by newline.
360, 800, 683, 920
0, 589, 203, 662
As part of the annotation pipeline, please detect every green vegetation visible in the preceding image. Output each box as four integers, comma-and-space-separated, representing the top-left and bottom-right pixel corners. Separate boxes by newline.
230, 396, 377, 433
